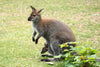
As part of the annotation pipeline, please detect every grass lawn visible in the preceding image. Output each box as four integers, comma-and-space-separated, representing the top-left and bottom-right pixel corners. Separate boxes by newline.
0, 0, 100, 67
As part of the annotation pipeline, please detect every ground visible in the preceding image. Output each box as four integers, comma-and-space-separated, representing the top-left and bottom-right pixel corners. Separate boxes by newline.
0, 0, 100, 67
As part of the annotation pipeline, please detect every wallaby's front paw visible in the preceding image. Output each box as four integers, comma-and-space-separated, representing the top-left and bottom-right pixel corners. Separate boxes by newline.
32, 37, 35, 42
35, 39, 38, 44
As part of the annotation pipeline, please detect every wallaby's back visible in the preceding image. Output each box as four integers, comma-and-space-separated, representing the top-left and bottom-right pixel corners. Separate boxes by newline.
37, 19, 76, 43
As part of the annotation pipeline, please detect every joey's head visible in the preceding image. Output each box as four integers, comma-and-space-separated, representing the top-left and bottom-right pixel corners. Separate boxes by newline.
41, 45, 48, 54
28, 6, 44, 22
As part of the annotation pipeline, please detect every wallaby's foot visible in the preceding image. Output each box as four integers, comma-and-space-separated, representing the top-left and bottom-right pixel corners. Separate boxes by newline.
32, 37, 35, 42
41, 58, 51, 62
35, 39, 38, 44
41, 54, 53, 57
41, 58, 61, 62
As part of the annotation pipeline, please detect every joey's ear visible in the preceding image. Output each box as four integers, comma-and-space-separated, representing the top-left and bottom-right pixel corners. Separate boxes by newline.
38, 8, 44, 13
30, 6, 36, 11
45, 44, 48, 47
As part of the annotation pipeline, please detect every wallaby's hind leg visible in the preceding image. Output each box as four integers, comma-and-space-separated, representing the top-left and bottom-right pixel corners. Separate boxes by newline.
49, 38, 61, 56
41, 58, 61, 62
41, 38, 61, 62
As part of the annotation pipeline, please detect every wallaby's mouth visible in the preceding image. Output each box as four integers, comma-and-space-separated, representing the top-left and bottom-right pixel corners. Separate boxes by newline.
28, 17, 31, 21
28, 18, 35, 22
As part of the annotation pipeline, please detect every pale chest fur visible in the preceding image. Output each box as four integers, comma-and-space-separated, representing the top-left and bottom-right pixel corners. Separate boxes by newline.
31, 21, 39, 33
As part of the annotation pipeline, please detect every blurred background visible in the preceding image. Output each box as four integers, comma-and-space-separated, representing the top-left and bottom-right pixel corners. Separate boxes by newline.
0, 0, 100, 67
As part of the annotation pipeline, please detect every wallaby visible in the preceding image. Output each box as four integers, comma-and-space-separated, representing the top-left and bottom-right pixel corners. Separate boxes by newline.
28, 6, 76, 61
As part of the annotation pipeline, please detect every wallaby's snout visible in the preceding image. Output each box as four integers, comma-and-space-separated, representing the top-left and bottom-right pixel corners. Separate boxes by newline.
28, 17, 31, 21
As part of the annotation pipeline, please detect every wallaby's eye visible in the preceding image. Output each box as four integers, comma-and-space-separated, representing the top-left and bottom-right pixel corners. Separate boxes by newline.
33, 15, 36, 17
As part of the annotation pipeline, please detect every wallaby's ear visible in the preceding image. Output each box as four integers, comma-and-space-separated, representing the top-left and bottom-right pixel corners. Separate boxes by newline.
30, 6, 36, 11
38, 8, 44, 13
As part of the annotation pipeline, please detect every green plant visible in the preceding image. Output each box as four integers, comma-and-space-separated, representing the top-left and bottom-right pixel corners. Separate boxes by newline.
55, 42, 99, 67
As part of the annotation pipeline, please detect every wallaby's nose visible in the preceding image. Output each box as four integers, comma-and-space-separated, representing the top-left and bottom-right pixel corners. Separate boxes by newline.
28, 17, 31, 21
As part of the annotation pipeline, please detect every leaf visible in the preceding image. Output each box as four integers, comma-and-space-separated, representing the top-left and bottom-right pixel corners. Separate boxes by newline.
70, 46, 75, 50
74, 56, 81, 62
65, 44, 69, 47
87, 47, 98, 55
65, 57, 68, 60
80, 56, 86, 60
60, 45, 65, 48
79, 49, 86, 54
90, 49, 98, 54
68, 42, 78, 44
76, 46, 86, 54
54, 54, 62, 58
87, 55, 96, 60
63, 49, 69, 52
66, 64, 75, 67
83, 60, 89, 62
64, 53, 70, 57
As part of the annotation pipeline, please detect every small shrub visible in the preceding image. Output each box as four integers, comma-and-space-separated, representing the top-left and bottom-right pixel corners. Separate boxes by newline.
54, 42, 99, 67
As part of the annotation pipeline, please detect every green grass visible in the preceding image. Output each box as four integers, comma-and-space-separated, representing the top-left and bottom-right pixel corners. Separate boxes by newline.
0, 0, 100, 67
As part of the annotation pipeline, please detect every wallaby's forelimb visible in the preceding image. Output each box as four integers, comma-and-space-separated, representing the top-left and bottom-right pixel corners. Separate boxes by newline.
32, 31, 37, 42
50, 38, 61, 56
35, 34, 42, 44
